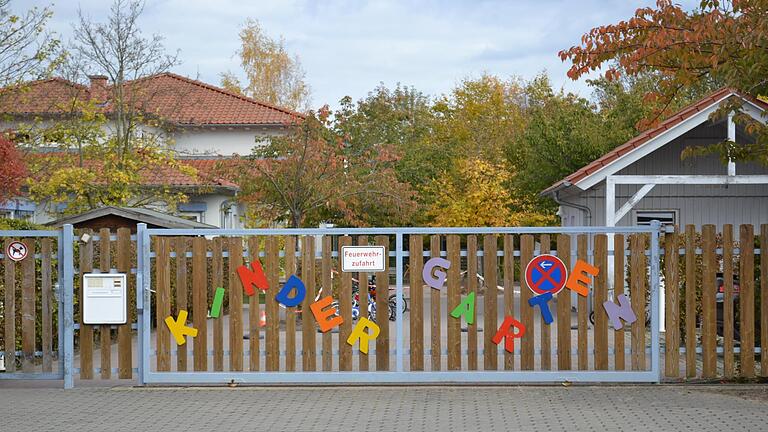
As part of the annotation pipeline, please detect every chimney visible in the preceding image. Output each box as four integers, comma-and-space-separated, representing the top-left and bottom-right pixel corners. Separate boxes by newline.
88, 75, 109, 104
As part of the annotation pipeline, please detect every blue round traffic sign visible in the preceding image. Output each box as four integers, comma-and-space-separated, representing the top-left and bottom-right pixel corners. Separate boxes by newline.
525, 254, 567, 295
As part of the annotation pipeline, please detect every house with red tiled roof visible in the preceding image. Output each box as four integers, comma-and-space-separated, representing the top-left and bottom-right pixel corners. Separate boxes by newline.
541, 87, 768, 229
0, 73, 302, 227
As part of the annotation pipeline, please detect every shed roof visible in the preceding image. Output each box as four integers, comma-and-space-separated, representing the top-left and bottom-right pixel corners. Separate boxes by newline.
46, 206, 216, 229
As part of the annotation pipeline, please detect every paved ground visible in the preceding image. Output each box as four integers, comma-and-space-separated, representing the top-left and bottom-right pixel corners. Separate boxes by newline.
2, 384, 767, 431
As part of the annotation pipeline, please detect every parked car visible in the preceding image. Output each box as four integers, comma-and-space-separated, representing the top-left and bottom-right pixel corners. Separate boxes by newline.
715, 272, 761, 343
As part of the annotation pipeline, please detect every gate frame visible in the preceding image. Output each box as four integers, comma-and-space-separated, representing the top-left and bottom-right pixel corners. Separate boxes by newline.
137, 222, 662, 385
0, 224, 75, 389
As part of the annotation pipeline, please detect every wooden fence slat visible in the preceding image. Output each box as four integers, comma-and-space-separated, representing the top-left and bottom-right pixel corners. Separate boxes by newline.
630, 234, 646, 371
723, 225, 734, 378
520, 235, 534, 370
357, 235, 370, 371
409, 234, 424, 371
339, 236, 353, 371
503, 235, 516, 370
301, 236, 316, 371
761, 225, 768, 377
229, 237, 244, 371
212, 238, 224, 371
79, 230, 94, 379
663, 229, 680, 378
614, 234, 625, 371
483, 234, 498, 371
3, 238, 16, 373
539, 235, 550, 371
21, 238, 35, 372
430, 235, 440, 371
320, 236, 332, 372
594, 234, 608, 371
447, 234, 461, 371
684, 225, 696, 377
375, 235, 390, 371
99, 228, 112, 378
192, 237, 208, 371
283, 236, 296, 372
266, 236, 280, 372
740, 224, 755, 378
557, 234, 571, 371
701, 225, 716, 378
41, 239, 53, 372
467, 235, 478, 371
247, 237, 262, 372
116, 228, 132, 378
156, 237, 171, 372
577, 234, 588, 371
174, 237, 188, 372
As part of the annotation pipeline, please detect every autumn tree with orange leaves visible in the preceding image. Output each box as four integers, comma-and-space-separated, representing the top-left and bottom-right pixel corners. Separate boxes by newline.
223, 107, 416, 228
0, 137, 27, 203
560, 0, 768, 165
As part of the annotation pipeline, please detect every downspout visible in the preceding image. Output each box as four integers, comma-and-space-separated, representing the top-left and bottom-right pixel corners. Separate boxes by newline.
550, 182, 591, 226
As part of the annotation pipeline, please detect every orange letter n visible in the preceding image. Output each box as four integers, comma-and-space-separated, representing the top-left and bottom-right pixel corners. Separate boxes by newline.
237, 260, 269, 296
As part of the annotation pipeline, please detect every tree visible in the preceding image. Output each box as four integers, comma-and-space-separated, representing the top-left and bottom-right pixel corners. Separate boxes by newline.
0, 136, 26, 202
560, 0, 768, 165
0, 0, 60, 91
426, 157, 554, 227
221, 18, 310, 111
19, 0, 192, 215
221, 107, 416, 228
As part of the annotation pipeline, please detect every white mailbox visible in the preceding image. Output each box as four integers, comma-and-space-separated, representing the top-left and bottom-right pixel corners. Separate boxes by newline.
83, 273, 127, 325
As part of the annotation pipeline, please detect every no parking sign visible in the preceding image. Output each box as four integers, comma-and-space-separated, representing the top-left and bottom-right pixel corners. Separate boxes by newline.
524, 254, 567, 295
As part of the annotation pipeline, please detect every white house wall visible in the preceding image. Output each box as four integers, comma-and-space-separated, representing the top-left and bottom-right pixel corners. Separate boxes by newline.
558, 121, 768, 229
172, 127, 283, 156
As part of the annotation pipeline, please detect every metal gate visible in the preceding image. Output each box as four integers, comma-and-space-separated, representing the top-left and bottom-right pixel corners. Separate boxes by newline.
0, 225, 75, 388
136, 222, 662, 385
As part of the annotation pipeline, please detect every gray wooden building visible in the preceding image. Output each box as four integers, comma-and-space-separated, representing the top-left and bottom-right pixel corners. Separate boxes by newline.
541, 88, 768, 230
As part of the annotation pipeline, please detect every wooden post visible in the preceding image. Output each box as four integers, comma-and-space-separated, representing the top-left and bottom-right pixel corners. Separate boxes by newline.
229, 238, 244, 371
594, 234, 608, 371
211, 238, 224, 371
174, 236, 188, 373
409, 234, 424, 371
614, 234, 625, 371
301, 236, 316, 371
116, 228, 132, 378
663, 228, 680, 378
3, 238, 16, 373
739, 224, 755, 378
761, 225, 768, 377
483, 234, 498, 371
155, 236, 171, 372
504, 235, 516, 370
430, 235, 441, 371
357, 235, 370, 371
684, 225, 696, 378
447, 234, 461, 371
266, 236, 280, 372
539, 235, 551, 371
629, 234, 647, 371
375, 235, 390, 371
466, 235, 478, 371
722, 225, 734, 378
321, 236, 333, 372
21, 238, 35, 372
247, 237, 262, 372
577, 234, 588, 371
283, 236, 296, 372
192, 237, 207, 371
701, 225, 716, 378
520, 235, 534, 370
79, 230, 94, 379
339, 236, 353, 371
99, 229, 112, 378
557, 234, 571, 371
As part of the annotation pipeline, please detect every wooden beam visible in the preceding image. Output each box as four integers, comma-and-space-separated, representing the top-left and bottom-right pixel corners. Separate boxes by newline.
614, 184, 655, 224
608, 175, 768, 185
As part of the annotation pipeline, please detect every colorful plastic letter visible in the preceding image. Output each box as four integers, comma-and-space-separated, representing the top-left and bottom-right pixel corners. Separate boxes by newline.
310, 295, 344, 332
347, 317, 380, 354
423, 257, 451, 290
210, 287, 225, 318
276, 275, 306, 307
164, 310, 198, 345
603, 293, 637, 330
237, 259, 269, 296
565, 259, 599, 296
491, 316, 526, 353
528, 293, 554, 325
450, 292, 476, 325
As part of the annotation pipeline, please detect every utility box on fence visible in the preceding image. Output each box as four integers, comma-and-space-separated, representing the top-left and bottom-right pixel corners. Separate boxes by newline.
83, 273, 127, 325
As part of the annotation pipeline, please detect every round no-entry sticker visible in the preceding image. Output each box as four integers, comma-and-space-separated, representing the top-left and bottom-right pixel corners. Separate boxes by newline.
525, 254, 567, 295
6, 241, 29, 262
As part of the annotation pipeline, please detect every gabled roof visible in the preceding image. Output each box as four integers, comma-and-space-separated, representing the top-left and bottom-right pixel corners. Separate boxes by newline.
46, 206, 216, 229
0, 72, 303, 126
541, 87, 768, 195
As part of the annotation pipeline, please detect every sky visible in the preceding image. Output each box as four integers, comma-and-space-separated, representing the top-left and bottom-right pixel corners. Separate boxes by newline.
18, 0, 700, 110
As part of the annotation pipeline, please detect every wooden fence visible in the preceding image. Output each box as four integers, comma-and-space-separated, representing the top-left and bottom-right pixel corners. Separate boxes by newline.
2, 224, 765, 381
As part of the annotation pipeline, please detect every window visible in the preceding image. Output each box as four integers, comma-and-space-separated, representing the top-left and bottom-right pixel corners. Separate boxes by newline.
634, 210, 677, 226
179, 212, 204, 223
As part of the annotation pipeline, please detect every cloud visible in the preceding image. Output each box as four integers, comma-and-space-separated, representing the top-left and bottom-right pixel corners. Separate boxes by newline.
16, 0, 702, 109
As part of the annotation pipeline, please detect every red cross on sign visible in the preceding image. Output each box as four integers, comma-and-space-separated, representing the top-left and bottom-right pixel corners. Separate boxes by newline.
6, 241, 29, 262
524, 254, 567, 295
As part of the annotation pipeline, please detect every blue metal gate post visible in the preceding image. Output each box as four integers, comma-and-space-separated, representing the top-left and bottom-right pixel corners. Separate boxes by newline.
136, 223, 149, 385
395, 232, 404, 372
62, 224, 75, 389
649, 220, 662, 383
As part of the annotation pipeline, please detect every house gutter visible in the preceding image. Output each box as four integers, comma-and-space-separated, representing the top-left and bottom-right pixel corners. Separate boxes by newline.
547, 182, 592, 226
